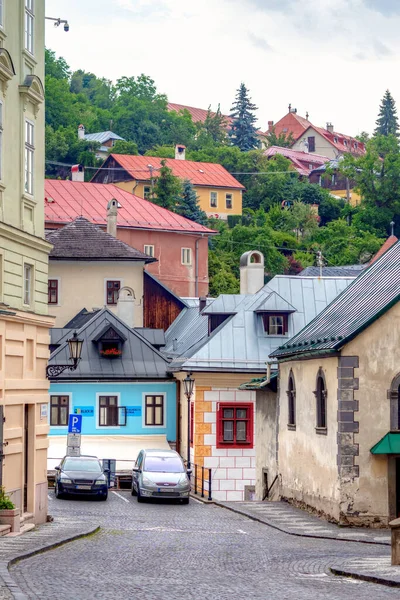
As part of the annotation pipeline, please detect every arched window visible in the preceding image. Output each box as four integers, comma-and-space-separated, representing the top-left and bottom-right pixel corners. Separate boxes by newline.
287, 371, 296, 428
315, 369, 327, 430
388, 374, 400, 430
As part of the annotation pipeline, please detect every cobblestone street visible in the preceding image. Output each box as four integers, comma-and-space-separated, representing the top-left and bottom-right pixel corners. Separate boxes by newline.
5, 492, 400, 599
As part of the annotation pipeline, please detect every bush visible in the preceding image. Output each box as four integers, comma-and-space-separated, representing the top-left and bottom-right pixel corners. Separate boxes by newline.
0, 487, 15, 510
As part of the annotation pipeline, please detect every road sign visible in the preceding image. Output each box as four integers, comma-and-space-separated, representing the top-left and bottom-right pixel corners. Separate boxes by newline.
67, 433, 81, 448
68, 414, 82, 434
67, 446, 80, 457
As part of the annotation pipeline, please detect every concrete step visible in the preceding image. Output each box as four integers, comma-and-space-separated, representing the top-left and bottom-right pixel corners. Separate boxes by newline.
0, 524, 11, 537
5, 523, 35, 537
20, 512, 34, 525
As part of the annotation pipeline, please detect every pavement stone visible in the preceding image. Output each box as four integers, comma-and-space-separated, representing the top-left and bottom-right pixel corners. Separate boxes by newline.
218, 500, 391, 545
6, 489, 400, 599
331, 557, 400, 588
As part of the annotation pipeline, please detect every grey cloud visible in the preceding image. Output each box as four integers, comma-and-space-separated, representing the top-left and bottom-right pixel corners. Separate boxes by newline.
243, 0, 295, 11
248, 33, 273, 52
364, 0, 400, 16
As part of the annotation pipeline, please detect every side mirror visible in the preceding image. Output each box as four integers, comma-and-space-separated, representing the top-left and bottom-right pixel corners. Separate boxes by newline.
104, 468, 110, 474
132, 466, 139, 473
186, 468, 192, 475
55, 466, 61, 471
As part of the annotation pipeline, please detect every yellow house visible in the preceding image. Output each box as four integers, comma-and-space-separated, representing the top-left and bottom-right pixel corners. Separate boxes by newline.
90, 146, 244, 219
0, 1, 53, 527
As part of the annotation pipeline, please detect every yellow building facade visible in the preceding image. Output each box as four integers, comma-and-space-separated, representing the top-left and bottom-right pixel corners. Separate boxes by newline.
0, 1, 53, 525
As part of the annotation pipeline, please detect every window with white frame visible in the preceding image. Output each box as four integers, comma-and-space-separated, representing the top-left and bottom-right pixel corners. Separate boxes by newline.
144, 244, 154, 257
25, 0, 34, 55
23, 264, 32, 305
0, 0, 4, 28
225, 193, 233, 209
210, 191, 218, 208
143, 186, 151, 200
25, 120, 34, 195
181, 248, 191, 265
0, 102, 3, 181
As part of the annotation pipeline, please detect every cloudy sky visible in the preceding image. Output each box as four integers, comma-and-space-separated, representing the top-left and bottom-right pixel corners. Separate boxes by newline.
45, 0, 400, 136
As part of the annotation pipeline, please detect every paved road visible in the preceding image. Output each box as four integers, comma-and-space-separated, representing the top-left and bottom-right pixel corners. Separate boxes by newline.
10, 492, 400, 599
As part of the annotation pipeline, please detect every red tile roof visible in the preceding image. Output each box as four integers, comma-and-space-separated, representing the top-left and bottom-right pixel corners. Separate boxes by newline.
44, 180, 217, 234
105, 154, 245, 190
264, 146, 330, 176
369, 235, 398, 265
268, 112, 311, 141
309, 125, 366, 156
167, 102, 232, 126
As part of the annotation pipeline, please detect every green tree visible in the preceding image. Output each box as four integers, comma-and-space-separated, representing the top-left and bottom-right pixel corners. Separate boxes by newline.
176, 180, 208, 225
109, 140, 138, 155
281, 202, 319, 240
45, 48, 70, 80
229, 83, 259, 151
374, 90, 399, 137
355, 131, 370, 144
197, 105, 228, 147
265, 126, 294, 148
151, 160, 182, 210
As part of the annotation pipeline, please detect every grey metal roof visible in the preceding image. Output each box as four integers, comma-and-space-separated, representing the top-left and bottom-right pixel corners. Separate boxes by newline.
48, 309, 170, 380
299, 265, 366, 277
63, 308, 100, 329
134, 328, 166, 348
271, 241, 400, 359
165, 275, 354, 373
254, 292, 296, 313
202, 295, 244, 315
84, 131, 125, 144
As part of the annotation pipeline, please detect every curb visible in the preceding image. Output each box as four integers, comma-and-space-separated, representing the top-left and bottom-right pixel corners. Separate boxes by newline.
1, 525, 100, 599
189, 492, 215, 504
330, 567, 400, 588
211, 501, 391, 547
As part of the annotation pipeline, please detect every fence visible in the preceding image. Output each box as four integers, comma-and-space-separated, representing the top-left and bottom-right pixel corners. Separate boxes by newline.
184, 461, 212, 501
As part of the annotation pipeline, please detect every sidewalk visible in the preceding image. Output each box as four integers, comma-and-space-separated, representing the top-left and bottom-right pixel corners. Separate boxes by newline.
331, 557, 400, 588
0, 516, 100, 600
217, 500, 391, 545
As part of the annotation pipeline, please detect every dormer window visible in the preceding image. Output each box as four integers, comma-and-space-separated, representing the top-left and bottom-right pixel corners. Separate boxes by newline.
93, 325, 126, 358
209, 314, 230, 335
261, 313, 288, 336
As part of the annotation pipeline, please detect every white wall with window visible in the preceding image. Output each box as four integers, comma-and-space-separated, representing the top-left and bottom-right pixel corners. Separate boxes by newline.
25, 120, 34, 195
0, 101, 3, 182
0, 1, 3, 30
25, 0, 34, 55
23, 263, 33, 305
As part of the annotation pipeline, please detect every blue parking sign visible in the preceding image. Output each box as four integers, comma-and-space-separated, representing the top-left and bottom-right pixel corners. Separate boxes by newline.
68, 414, 82, 434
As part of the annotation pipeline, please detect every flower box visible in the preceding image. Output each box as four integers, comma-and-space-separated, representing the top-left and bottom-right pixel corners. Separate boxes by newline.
100, 349, 122, 358
0, 507, 20, 532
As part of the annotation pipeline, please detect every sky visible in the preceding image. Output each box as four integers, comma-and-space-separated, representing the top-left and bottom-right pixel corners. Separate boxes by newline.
45, 0, 400, 136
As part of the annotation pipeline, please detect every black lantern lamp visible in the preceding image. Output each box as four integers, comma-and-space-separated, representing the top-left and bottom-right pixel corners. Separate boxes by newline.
183, 373, 195, 471
46, 331, 83, 378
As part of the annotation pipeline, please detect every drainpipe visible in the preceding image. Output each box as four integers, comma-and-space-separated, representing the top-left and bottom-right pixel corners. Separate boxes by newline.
195, 238, 200, 297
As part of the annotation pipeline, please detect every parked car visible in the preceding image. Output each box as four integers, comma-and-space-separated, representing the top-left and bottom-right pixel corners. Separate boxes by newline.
54, 455, 109, 500
131, 449, 191, 503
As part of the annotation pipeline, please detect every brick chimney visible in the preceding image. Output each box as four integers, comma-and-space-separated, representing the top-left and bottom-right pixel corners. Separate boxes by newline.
175, 144, 186, 160
78, 124, 85, 140
326, 122, 334, 133
71, 164, 84, 182
107, 198, 118, 238
268, 120, 274, 132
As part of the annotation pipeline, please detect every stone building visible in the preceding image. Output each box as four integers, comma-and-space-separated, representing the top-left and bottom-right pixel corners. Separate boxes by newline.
0, 1, 53, 525
268, 240, 400, 526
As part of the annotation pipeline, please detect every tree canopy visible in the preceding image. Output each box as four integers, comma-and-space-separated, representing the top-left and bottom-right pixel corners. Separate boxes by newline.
374, 90, 399, 138
229, 83, 259, 151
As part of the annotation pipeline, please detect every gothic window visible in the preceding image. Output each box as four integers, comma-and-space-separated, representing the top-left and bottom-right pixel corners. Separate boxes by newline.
315, 369, 327, 431
287, 370, 296, 428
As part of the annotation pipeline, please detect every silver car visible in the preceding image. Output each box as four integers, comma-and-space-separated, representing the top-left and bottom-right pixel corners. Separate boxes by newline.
131, 449, 191, 504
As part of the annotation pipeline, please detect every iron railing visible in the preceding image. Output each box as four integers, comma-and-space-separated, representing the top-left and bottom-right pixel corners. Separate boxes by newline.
184, 460, 212, 501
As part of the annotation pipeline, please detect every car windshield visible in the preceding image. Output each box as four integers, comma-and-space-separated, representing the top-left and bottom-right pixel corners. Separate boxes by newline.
63, 459, 102, 472
144, 456, 184, 473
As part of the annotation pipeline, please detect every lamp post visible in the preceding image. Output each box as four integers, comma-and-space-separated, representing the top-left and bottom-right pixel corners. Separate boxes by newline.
46, 331, 83, 378
182, 373, 194, 471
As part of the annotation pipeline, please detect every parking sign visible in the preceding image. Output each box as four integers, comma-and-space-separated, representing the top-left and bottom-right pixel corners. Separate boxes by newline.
68, 414, 82, 434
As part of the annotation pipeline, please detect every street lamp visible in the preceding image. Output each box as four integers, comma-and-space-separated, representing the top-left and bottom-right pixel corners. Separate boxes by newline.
46, 331, 83, 378
182, 373, 195, 470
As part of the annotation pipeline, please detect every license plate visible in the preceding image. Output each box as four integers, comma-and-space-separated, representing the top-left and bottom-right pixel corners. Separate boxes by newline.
158, 487, 174, 492
76, 485, 91, 490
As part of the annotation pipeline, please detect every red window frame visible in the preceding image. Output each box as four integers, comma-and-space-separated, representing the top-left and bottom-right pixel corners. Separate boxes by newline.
106, 280, 120, 305
190, 402, 194, 447
48, 279, 58, 304
216, 403, 254, 449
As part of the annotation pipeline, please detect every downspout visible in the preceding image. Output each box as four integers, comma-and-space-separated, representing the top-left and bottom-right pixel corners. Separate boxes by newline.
195, 238, 200, 297
176, 379, 181, 454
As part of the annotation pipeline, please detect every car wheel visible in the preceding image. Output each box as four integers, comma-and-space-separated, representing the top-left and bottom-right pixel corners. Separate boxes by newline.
99, 491, 108, 501
137, 488, 144, 503
181, 497, 190, 505
55, 483, 64, 499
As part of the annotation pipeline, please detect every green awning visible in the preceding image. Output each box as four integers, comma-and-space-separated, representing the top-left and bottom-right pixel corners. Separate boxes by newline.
370, 432, 400, 454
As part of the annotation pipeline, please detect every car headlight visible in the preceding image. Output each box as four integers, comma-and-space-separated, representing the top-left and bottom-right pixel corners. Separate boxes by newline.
177, 476, 189, 487
95, 478, 106, 485
60, 477, 72, 484
142, 476, 156, 487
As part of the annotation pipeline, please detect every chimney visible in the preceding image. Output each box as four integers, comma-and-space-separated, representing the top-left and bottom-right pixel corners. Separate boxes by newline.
288, 103, 291, 113
117, 287, 135, 328
268, 120, 274, 132
175, 144, 186, 160
78, 124, 85, 140
71, 164, 84, 182
326, 122, 334, 133
199, 297, 207, 313
107, 198, 118, 238
239, 251, 265, 295
306, 111, 309, 120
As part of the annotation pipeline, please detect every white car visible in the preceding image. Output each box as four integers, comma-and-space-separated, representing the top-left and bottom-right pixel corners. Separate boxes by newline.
131, 449, 191, 504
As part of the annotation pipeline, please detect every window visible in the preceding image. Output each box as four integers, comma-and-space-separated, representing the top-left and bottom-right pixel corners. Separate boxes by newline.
143, 186, 151, 200
208, 314, 229, 335
181, 248, 191, 265
307, 136, 315, 152
190, 402, 194, 446
315, 370, 327, 431
50, 395, 69, 426
145, 395, 164, 426
25, 120, 34, 195
99, 395, 119, 427
144, 244, 154, 257
23, 264, 32, 305
225, 194, 233, 209
287, 371, 296, 428
48, 279, 58, 304
343, 140, 348, 147
354, 142, 358, 149
262, 313, 288, 335
0, 0, 3, 28
25, 0, 34, 55
106, 280, 120, 305
210, 191, 218, 208
334, 137, 338, 144
217, 404, 254, 448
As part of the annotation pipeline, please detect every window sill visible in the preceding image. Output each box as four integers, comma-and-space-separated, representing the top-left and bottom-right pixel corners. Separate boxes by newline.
22, 192, 36, 205
287, 424, 296, 431
216, 443, 253, 449
315, 427, 328, 435
22, 49, 37, 67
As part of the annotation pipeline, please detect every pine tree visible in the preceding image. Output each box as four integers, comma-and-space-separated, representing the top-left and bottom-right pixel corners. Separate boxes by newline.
151, 160, 182, 210
229, 83, 259, 151
203, 104, 228, 145
176, 179, 208, 225
374, 90, 399, 137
